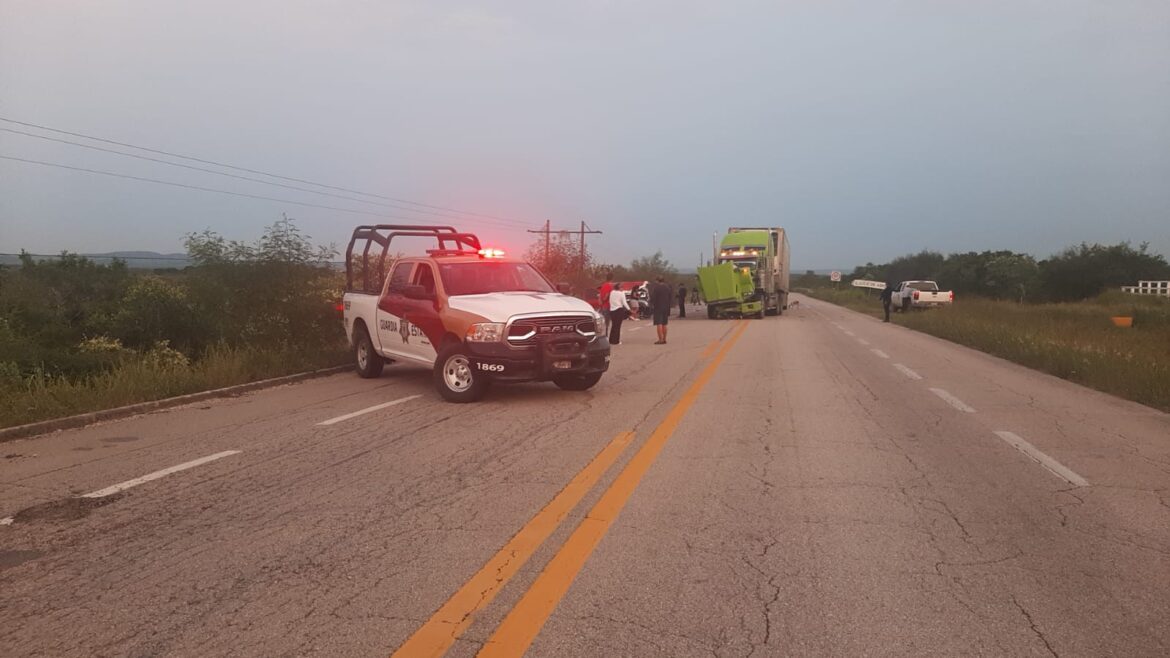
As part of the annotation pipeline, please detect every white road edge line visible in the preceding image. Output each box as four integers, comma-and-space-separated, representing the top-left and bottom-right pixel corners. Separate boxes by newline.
81, 450, 242, 499
994, 431, 1089, 487
929, 387, 976, 413
843, 330, 855, 337
318, 395, 422, 426
857, 338, 871, 346
871, 349, 890, 359
893, 364, 922, 380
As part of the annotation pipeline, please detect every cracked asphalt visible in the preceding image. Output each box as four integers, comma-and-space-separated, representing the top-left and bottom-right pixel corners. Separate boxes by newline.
2, 296, 1169, 657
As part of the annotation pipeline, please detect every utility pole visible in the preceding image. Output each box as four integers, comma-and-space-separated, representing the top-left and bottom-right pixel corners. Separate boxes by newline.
528, 220, 552, 265
527, 221, 602, 273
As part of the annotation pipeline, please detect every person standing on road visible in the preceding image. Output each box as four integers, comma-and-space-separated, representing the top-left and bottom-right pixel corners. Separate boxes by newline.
648, 276, 673, 344
608, 284, 634, 344
677, 283, 688, 319
598, 271, 615, 334
880, 282, 894, 322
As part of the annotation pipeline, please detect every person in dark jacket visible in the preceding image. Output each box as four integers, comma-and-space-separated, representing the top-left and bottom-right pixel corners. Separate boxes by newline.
880, 282, 894, 322
648, 276, 674, 344
677, 283, 688, 318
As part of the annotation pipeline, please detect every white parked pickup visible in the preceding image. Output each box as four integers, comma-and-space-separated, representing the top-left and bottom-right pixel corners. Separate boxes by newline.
891, 280, 953, 311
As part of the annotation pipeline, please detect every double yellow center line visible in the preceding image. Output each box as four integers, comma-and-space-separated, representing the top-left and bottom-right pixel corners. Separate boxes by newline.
393, 321, 750, 658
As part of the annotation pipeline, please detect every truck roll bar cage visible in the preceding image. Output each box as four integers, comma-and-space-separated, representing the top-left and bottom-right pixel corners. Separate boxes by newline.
345, 224, 482, 292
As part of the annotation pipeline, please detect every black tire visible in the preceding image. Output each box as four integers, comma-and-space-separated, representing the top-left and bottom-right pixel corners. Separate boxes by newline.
434, 342, 490, 403
553, 372, 604, 391
754, 310, 765, 319
353, 324, 384, 378
707, 305, 717, 319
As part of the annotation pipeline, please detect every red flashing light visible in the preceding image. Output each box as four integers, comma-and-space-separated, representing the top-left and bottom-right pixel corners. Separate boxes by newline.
478, 248, 506, 259
949, 291, 955, 301
334, 302, 345, 313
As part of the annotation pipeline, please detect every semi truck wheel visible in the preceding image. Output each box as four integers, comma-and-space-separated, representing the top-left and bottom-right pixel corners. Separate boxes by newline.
707, 305, 716, 319
434, 343, 489, 402
353, 325, 384, 378
553, 372, 603, 391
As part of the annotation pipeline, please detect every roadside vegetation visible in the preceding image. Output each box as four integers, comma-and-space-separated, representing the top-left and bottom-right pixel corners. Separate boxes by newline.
523, 231, 682, 292
0, 217, 347, 428
799, 242, 1170, 412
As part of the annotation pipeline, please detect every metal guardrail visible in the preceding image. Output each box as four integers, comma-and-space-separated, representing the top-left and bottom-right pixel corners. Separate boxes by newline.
1121, 281, 1170, 297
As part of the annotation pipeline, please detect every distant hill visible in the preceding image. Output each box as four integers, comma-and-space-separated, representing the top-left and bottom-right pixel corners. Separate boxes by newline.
0, 251, 193, 269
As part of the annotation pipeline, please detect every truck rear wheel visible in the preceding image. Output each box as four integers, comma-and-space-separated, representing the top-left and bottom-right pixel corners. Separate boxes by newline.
553, 372, 603, 391
434, 343, 489, 403
707, 305, 716, 319
353, 325, 384, 378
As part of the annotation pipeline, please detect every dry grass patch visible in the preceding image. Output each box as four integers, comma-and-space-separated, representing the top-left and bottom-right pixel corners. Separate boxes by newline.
806, 289, 1170, 412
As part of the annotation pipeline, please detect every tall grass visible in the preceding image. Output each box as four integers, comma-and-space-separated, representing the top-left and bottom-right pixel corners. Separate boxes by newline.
806, 289, 1170, 412
1, 344, 348, 429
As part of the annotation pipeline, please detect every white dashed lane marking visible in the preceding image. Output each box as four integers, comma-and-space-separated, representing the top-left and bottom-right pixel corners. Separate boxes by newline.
82, 450, 243, 499
929, 387, 976, 413
871, 349, 890, 359
893, 364, 923, 380
857, 338, 870, 346
318, 395, 422, 426
994, 431, 1089, 487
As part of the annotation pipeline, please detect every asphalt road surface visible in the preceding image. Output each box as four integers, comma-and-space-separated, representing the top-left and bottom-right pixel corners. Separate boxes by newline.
3, 295, 1169, 657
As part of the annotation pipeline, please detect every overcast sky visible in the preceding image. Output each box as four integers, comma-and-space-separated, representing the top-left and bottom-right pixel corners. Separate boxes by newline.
2, 1, 1167, 271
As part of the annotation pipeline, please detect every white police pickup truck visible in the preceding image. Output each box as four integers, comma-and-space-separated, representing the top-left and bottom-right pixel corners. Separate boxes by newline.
341, 225, 610, 402
891, 280, 954, 311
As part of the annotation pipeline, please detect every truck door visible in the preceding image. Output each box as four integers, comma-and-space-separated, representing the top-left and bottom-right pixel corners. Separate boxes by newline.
400, 262, 443, 364
376, 261, 414, 360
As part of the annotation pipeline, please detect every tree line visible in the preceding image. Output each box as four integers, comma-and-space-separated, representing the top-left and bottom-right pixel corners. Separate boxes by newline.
0, 217, 342, 382
522, 231, 682, 294
796, 242, 1170, 303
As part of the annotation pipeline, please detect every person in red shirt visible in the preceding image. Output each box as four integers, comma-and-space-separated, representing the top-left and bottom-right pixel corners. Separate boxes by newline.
597, 271, 614, 335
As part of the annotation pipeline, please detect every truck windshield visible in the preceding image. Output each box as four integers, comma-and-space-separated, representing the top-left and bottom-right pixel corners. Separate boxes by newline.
906, 282, 939, 292
438, 262, 555, 296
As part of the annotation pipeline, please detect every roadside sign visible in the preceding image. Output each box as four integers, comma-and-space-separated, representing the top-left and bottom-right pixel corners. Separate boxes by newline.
830, 271, 842, 282
851, 279, 887, 290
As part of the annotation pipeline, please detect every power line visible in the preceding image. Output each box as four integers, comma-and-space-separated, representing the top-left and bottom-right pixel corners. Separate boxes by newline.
0, 116, 534, 226
0, 127, 530, 228
0, 252, 346, 266
0, 154, 533, 231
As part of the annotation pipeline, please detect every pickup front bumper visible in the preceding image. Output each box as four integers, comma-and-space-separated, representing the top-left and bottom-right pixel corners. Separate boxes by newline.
467, 336, 611, 382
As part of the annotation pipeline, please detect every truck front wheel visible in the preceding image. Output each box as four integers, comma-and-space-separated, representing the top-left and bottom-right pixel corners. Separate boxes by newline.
434, 343, 490, 402
353, 325, 384, 378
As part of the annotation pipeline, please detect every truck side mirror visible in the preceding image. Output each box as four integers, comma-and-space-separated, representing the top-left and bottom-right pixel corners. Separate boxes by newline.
556, 282, 571, 295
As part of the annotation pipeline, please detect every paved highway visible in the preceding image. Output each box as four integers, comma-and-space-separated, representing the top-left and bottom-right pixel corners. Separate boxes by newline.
2, 295, 1168, 657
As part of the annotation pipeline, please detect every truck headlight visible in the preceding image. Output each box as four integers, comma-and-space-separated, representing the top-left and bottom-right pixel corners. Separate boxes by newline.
466, 323, 505, 342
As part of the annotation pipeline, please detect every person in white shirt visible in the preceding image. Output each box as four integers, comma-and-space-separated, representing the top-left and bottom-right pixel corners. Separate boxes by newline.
608, 286, 634, 344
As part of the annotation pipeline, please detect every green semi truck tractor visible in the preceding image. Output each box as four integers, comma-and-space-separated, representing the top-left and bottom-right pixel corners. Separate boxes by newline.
698, 227, 790, 319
